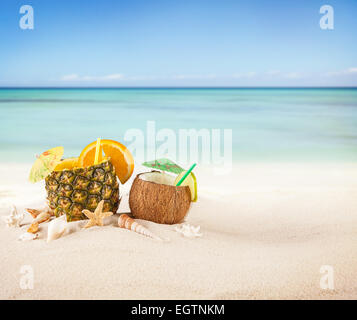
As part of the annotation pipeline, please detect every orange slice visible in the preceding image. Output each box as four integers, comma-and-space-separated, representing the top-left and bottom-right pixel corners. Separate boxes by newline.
78, 139, 134, 184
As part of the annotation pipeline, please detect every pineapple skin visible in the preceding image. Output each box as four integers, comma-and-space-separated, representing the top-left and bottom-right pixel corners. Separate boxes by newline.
45, 160, 120, 221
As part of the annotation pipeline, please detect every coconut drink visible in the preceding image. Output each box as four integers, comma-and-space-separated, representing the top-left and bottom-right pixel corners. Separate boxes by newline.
29, 139, 134, 222
129, 160, 197, 224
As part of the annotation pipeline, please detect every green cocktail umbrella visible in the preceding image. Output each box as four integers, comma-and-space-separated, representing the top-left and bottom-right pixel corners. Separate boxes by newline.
142, 158, 184, 175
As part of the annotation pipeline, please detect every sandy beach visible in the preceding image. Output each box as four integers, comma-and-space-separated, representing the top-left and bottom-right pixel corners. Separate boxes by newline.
0, 162, 356, 300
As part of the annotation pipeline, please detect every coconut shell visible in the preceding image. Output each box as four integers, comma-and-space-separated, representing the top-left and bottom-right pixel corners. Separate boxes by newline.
129, 173, 191, 224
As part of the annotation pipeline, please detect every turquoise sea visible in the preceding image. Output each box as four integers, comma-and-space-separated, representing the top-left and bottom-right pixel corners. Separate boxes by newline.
0, 88, 356, 163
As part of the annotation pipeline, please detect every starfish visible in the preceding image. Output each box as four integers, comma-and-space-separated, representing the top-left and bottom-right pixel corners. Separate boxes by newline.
82, 200, 113, 228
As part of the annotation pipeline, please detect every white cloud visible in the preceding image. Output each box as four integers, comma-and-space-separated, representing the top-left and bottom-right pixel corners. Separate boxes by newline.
284, 72, 302, 79
61, 74, 80, 81
325, 67, 357, 77
265, 71, 305, 79
102, 74, 124, 80
127, 75, 165, 81
232, 71, 305, 80
60, 73, 124, 81
266, 70, 281, 76
346, 67, 357, 74
58, 69, 356, 84
172, 74, 217, 80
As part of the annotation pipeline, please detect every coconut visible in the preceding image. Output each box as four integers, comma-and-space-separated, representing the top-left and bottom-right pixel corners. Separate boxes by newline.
129, 171, 191, 224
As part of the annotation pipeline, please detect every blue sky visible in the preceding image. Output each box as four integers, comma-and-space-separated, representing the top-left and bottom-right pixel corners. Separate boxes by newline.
0, 0, 356, 86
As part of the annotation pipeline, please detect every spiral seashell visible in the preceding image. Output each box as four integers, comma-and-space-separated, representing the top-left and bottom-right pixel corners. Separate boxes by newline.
118, 214, 163, 241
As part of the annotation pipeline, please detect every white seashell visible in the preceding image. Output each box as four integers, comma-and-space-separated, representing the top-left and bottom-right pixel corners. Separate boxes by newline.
47, 215, 67, 243
34, 211, 51, 223
18, 232, 39, 241
2, 205, 24, 228
175, 224, 203, 238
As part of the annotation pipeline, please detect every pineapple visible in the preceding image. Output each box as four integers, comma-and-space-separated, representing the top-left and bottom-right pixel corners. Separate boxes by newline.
45, 159, 119, 221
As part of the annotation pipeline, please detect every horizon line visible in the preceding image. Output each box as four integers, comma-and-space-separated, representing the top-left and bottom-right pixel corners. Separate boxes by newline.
0, 86, 357, 89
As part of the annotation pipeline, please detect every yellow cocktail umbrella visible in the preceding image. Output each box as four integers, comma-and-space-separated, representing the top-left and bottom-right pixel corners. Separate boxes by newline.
29, 146, 64, 183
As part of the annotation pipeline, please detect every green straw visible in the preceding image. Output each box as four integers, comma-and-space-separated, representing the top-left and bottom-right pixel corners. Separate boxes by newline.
176, 163, 197, 186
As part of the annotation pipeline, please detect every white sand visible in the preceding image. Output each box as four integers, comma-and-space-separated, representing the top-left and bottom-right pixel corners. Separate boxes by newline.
0, 162, 356, 300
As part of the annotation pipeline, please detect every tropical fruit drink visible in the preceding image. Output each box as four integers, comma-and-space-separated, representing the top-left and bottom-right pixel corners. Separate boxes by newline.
45, 140, 134, 222
129, 160, 197, 225
45, 159, 119, 221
